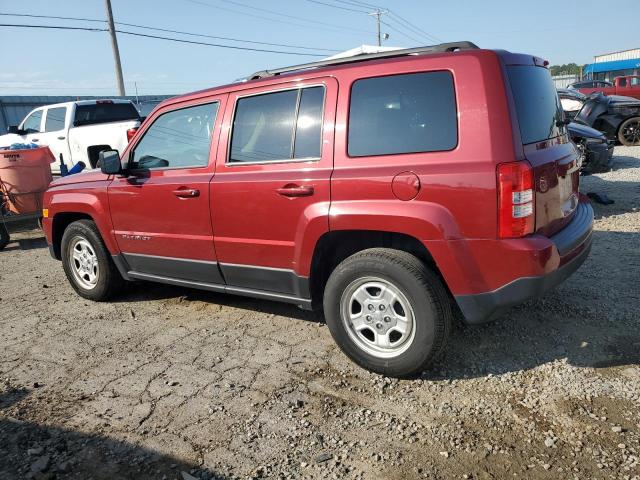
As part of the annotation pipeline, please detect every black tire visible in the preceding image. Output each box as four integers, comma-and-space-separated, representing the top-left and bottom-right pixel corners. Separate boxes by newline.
0, 223, 9, 251
61, 219, 124, 301
323, 248, 452, 378
617, 117, 640, 146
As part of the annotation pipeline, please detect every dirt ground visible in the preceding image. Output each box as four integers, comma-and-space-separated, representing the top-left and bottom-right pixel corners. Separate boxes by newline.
1, 147, 639, 480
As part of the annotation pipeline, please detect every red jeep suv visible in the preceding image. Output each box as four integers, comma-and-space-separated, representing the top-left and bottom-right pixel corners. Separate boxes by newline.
42, 42, 594, 377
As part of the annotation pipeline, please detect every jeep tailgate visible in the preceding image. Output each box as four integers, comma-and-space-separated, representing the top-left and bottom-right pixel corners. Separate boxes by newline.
506, 62, 580, 237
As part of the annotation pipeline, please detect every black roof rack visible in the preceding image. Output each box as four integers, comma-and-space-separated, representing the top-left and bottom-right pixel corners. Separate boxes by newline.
248, 41, 479, 80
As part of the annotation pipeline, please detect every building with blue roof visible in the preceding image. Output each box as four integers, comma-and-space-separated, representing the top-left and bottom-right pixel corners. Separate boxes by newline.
584, 48, 640, 82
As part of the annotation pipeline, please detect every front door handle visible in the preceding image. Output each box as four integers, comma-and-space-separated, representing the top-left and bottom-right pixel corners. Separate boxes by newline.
31, 138, 39, 142
276, 184, 314, 197
173, 188, 200, 198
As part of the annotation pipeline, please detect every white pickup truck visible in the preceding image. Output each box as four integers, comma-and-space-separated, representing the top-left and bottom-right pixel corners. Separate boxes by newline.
0, 99, 142, 174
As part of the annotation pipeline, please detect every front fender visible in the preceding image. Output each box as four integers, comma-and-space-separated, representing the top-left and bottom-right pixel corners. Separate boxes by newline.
46, 186, 118, 254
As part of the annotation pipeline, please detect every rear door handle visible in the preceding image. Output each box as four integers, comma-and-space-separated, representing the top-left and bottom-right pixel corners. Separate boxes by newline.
57, 136, 66, 140
172, 188, 200, 198
276, 184, 314, 197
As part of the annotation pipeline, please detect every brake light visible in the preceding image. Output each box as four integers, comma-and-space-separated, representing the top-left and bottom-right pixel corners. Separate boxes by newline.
126, 127, 138, 142
497, 161, 535, 238
96, 99, 114, 104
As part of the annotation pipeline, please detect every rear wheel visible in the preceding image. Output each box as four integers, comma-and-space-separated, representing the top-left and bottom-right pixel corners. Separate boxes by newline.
61, 219, 124, 300
323, 248, 452, 378
618, 117, 640, 146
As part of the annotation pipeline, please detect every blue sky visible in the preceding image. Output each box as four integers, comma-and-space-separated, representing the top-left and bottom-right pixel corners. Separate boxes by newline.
0, 0, 637, 96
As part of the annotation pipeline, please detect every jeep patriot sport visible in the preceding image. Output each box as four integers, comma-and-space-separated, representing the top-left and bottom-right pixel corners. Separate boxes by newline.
42, 42, 594, 377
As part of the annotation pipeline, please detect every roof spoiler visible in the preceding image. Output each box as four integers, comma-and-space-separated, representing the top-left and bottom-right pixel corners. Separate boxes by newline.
247, 41, 480, 80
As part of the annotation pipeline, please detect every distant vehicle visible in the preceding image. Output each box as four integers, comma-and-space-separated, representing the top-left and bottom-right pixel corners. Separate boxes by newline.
567, 122, 614, 174
42, 42, 593, 378
0, 100, 142, 174
573, 92, 640, 146
556, 90, 614, 173
569, 76, 640, 100
557, 88, 586, 120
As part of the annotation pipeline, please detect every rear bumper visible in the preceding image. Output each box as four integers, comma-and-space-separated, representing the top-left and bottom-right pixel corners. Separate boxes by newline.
454, 201, 594, 324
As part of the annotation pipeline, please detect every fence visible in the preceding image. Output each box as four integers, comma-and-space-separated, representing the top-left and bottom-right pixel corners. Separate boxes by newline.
552, 74, 580, 89
0, 95, 174, 133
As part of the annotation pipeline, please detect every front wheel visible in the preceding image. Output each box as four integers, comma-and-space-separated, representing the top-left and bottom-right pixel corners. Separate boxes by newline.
618, 117, 640, 146
61, 219, 124, 301
323, 248, 452, 378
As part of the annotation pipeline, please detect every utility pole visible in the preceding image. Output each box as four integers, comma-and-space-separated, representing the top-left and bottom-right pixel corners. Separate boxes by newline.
104, 0, 126, 96
369, 9, 388, 47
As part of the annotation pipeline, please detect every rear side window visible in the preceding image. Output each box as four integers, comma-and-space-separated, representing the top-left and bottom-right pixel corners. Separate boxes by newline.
131, 102, 218, 170
507, 66, 564, 145
74, 103, 140, 126
348, 71, 457, 157
229, 86, 325, 163
45, 107, 67, 132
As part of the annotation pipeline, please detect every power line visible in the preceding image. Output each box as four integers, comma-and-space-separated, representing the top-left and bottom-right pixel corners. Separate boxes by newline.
0, 23, 326, 56
182, 0, 374, 36
0, 12, 339, 52
300, 0, 369, 14
388, 11, 442, 43
380, 20, 422, 45
116, 29, 324, 56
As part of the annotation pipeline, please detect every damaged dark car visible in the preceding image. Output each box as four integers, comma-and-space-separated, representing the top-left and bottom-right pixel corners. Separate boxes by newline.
558, 89, 615, 173
574, 92, 640, 147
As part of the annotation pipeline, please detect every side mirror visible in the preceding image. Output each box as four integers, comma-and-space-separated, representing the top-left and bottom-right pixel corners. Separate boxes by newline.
7, 125, 22, 134
99, 149, 122, 175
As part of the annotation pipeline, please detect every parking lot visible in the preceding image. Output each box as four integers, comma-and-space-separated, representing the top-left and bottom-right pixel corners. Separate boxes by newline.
1, 147, 639, 480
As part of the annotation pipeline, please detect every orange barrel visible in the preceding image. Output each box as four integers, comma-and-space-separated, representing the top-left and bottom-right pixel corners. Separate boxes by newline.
0, 146, 54, 214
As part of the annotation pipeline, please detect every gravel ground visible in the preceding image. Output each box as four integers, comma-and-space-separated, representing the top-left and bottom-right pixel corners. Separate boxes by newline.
1, 147, 639, 480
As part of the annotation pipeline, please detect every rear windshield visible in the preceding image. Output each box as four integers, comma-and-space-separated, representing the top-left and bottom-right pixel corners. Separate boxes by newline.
74, 103, 140, 126
507, 66, 564, 145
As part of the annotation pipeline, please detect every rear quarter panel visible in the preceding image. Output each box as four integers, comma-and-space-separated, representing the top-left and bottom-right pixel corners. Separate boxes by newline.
331, 50, 514, 241
329, 50, 517, 293
68, 120, 139, 165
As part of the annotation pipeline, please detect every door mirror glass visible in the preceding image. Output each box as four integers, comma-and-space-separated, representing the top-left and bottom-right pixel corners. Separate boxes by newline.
7, 125, 22, 134
99, 149, 122, 175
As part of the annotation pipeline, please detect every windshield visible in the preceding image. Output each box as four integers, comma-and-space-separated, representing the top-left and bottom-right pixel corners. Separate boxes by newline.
507, 66, 564, 145
74, 103, 140, 126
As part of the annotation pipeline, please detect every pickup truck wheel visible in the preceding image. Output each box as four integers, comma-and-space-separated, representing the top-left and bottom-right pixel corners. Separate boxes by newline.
0, 223, 9, 250
61, 220, 124, 301
323, 248, 452, 378
618, 117, 640, 146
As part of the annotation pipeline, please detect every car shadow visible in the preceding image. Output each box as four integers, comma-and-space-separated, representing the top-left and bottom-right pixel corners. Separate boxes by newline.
0, 387, 228, 480
119, 281, 324, 324
0, 236, 48, 252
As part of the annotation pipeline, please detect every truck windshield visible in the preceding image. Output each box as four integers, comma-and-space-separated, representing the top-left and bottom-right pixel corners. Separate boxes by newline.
74, 103, 140, 126
507, 66, 564, 145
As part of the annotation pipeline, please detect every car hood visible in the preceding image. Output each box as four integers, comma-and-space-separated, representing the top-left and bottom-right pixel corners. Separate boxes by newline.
567, 122, 606, 140
49, 170, 110, 187
0, 133, 25, 150
608, 95, 640, 106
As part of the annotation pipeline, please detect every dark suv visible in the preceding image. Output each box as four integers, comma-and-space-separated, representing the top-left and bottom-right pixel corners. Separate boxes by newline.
42, 42, 594, 377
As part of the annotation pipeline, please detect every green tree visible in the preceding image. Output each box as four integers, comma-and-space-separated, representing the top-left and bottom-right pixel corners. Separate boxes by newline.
550, 63, 586, 76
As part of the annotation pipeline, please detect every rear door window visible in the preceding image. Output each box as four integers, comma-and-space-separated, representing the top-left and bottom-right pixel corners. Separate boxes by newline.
44, 107, 67, 132
229, 86, 325, 163
347, 71, 457, 157
507, 66, 564, 145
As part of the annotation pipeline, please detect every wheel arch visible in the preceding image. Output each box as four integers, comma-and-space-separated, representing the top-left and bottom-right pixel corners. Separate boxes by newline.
308, 230, 451, 310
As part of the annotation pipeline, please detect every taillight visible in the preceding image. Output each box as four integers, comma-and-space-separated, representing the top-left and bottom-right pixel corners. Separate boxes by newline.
126, 127, 138, 142
497, 161, 535, 238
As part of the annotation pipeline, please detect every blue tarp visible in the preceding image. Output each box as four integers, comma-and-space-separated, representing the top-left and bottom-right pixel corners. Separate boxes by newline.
584, 57, 640, 74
